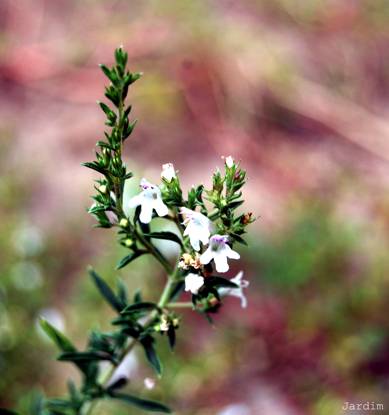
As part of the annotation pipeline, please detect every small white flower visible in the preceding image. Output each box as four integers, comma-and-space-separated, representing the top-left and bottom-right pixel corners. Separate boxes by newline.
200, 234, 240, 273
161, 163, 176, 182
184, 273, 204, 295
144, 377, 156, 390
180, 207, 212, 251
225, 155, 234, 168
128, 178, 168, 224
218, 271, 249, 308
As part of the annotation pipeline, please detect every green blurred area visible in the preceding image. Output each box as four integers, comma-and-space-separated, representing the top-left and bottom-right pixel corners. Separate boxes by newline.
1, 0, 389, 414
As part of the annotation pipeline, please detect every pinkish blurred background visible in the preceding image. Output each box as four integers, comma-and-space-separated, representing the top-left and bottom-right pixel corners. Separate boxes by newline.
1, 1, 389, 414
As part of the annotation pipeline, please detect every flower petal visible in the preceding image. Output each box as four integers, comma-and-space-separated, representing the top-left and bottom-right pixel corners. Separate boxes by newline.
154, 198, 168, 217
200, 247, 214, 265
139, 202, 153, 224
213, 253, 229, 273
189, 233, 201, 251
184, 273, 204, 294
128, 194, 142, 208
225, 245, 240, 260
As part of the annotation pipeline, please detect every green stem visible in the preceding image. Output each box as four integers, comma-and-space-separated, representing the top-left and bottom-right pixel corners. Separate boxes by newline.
135, 230, 173, 274
166, 302, 193, 309
82, 273, 178, 415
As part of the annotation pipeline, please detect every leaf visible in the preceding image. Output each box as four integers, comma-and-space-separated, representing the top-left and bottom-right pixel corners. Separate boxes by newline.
167, 326, 176, 350
116, 250, 146, 270
109, 392, 171, 413
133, 289, 143, 303
45, 399, 75, 412
0, 409, 19, 415
117, 279, 128, 306
58, 351, 114, 363
39, 319, 76, 353
140, 336, 162, 376
99, 102, 116, 120
29, 391, 45, 415
205, 276, 238, 289
81, 161, 106, 175
145, 232, 183, 248
230, 233, 248, 246
89, 268, 124, 312
121, 302, 160, 315
106, 377, 128, 392
227, 200, 244, 210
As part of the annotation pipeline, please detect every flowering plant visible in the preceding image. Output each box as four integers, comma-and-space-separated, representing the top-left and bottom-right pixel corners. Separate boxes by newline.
4, 48, 253, 415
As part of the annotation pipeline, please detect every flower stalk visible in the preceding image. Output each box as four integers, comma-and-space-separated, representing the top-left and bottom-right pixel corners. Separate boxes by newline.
12, 47, 255, 415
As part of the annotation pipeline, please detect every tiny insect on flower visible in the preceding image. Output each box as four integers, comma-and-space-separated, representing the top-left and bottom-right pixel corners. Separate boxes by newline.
184, 273, 205, 295
128, 178, 168, 224
161, 163, 176, 182
200, 234, 240, 273
180, 207, 212, 251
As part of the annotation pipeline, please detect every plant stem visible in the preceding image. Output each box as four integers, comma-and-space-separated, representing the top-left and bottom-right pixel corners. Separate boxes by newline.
135, 230, 173, 274
166, 302, 193, 309
82, 275, 177, 415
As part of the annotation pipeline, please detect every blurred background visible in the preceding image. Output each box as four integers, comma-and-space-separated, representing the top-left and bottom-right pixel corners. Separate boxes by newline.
1, 1, 389, 414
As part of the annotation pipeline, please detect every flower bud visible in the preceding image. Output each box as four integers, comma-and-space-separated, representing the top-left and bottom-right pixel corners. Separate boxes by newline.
225, 155, 234, 168
124, 238, 133, 247
98, 184, 107, 193
119, 218, 128, 227
161, 163, 176, 182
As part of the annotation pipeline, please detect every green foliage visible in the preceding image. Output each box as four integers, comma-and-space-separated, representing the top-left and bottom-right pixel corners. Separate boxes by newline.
39, 319, 76, 353
9, 46, 253, 415
108, 392, 172, 413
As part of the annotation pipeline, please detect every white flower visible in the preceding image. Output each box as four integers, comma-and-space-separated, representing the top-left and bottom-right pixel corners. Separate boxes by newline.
144, 377, 156, 390
161, 163, 176, 182
128, 178, 168, 224
180, 207, 212, 251
184, 273, 204, 295
200, 234, 240, 273
225, 155, 234, 168
218, 271, 249, 308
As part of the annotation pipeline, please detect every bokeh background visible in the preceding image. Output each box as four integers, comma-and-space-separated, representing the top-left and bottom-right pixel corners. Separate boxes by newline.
1, 1, 389, 414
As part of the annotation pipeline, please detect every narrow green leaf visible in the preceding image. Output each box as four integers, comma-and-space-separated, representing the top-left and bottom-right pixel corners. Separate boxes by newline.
99, 102, 116, 120
45, 398, 75, 412
121, 302, 160, 315
58, 351, 114, 363
0, 409, 19, 415
89, 268, 124, 312
167, 326, 176, 350
227, 200, 244, 210
140, 336, 162, 376
205, 276, 238, 289
39, 319, 76, 353
116, 250, 146, 270
81, 161, 107, 175
109, 392, 171, 413
145, 232, 183, 248
106, 377, 128, 392
230, 233, 248, 246
29, 391, 45, 415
